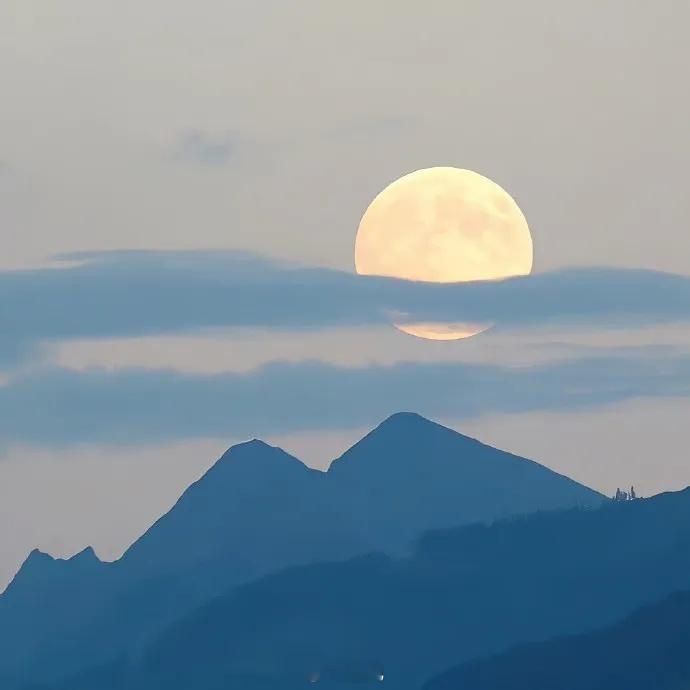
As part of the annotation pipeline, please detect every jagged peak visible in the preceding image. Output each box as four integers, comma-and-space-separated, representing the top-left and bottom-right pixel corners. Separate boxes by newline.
20, 546, 100, 571
3, 546, 103, 596
67, 546, 100, 564
22, 548, 56, 567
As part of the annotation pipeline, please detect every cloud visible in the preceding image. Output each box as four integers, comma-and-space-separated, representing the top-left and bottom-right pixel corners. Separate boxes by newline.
0, 339, 40, 372
0, 351, 688, 447
173, 131, 239, 166
1, 249, 690, 371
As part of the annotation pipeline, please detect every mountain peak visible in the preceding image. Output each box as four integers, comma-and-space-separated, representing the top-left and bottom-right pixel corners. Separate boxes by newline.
375, 411, 462, 436
119, 436, 326, 574
234, 438, 273, 451
20, 546, 101, 573
327, 412, 603, 548
5, 546, 102, 596
380, 411, 432, 426
219, 437, 287, 457
212, 438, 308, 475
22, 548, 55, 568
139, 438, 313, 524
335, 412, 478, 460
328, 413, 475, 474
67, 546, 100, 565
1, 550, 54, 599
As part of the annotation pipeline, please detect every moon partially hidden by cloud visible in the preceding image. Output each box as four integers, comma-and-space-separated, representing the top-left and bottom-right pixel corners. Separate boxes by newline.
355, 167, 534, 340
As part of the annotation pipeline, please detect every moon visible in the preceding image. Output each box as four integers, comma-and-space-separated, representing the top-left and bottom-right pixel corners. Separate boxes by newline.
354, 167, 533, 340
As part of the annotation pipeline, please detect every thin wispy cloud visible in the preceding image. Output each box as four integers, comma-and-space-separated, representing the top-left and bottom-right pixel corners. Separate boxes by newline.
173, 131, 239, 166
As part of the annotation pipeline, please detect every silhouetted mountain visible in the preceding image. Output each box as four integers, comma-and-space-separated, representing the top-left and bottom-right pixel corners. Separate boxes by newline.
0, 547, 110, 674
328, 412, 601, 549
54, 487, 690, 690
425, 588, 690, 690
0, 414, 603, 687
6, 546, 102, 598
120, 439, 365, 583
0, 440, 362, 684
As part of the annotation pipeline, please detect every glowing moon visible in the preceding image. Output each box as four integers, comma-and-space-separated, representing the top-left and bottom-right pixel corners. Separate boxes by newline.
354, 167, 533, 340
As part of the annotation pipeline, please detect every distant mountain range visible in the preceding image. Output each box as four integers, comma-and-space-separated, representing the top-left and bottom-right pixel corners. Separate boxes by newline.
52, 484, 690, 690
46, 485, 690, 690
425, 588, 690, 690
0, 413, 603, 687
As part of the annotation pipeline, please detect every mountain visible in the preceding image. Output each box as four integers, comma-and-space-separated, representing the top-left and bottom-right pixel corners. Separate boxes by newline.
58, 487, 690, 690
120, 439, 365, 582
328, 412, 602, 549
0, 547, 111, 673
0, 440, 363, 684
3, 546, 102, 603
425, 588, 690, 690
0, 413, 603, 686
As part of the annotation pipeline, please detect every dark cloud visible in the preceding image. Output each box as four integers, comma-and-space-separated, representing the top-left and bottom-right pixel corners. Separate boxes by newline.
0, 339, 39, 370
1, 250, 689, 368
0, 352, 688, 447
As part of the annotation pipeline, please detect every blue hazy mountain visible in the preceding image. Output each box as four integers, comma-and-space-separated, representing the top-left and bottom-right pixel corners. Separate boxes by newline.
119, 438, 366, 582
53, 487, 690, 690
2, 546, 102, 608
0, 413, 603, 686
425, 588, 690, 690
0, 547, 110, 674
0, 440, 364, 684
327, 412, 601, 549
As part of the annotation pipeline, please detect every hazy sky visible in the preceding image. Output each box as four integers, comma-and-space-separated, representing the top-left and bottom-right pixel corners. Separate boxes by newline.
1, 0, 689, 588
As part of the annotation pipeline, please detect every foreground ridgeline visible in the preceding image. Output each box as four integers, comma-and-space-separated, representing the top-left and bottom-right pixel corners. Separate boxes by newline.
25, 484, 690, 690
0, 413, 619, 689
425, 589, 690, 690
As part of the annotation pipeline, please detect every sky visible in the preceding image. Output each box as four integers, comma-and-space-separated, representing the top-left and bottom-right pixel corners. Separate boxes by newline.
1, 0, 689, 589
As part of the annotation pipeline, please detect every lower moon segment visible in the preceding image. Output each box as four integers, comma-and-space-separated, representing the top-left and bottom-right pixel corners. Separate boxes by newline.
395, 321, 491, 341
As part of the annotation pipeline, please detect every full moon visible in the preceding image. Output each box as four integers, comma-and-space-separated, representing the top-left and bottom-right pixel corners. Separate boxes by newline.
354, 167, 533, 340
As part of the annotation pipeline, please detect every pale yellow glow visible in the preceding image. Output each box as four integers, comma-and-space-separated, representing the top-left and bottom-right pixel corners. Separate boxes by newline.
355, 167, 533, 340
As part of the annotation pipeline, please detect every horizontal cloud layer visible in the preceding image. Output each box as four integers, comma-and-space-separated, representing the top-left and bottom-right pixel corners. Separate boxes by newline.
1, 352, 688, 447
1, 250, 689, 369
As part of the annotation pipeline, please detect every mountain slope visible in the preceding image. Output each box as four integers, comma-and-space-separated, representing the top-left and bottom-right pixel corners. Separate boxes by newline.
0, 547, 111, 673
328, 412, 602, 548
0, 440, 365, 684
120, 439, 365, 581
424, 588, 690, 690
61, 487, 690, 690
0, 414, 603, 686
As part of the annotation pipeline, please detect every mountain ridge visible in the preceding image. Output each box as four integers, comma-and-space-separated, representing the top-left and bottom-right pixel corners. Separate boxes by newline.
45, 485, 690, 690
11, 413, 603, 583
0, 412, 604, 687
424, 587, 690, 690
